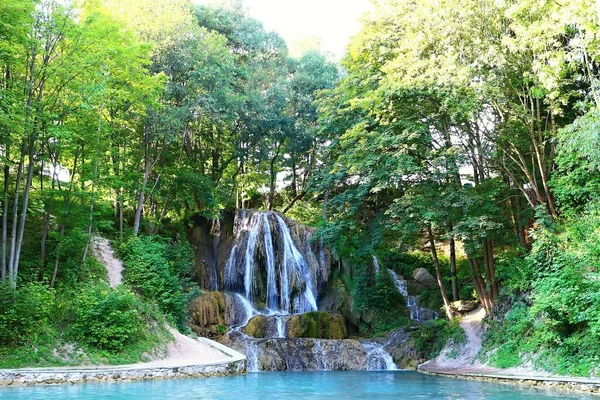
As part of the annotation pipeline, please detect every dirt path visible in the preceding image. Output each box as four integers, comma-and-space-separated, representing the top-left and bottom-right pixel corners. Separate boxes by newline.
90, 237, 241, 368
137, 328, 233, 367
419, 308, 563, 379
91, 237, 123, 287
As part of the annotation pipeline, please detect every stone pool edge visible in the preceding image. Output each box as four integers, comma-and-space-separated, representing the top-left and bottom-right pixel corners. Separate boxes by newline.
418, 366, 600, 396
0, 338, 247, 387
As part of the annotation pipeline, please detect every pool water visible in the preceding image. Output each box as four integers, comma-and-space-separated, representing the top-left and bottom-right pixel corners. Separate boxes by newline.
0, 371, 594, 399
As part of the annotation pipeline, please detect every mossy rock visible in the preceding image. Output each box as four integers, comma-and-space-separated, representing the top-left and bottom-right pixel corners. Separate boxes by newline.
287, 312, 347, 339
243, 315, 267, 338
188, 291, 228, 327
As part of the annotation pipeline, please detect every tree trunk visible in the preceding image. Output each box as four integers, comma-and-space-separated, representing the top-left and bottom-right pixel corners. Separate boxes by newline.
322, 187, 329, 221
50, 223, 65, 288
268, 142, 282, 211
427, 224, 453, 320
81, 105, 103, 265
1, 161, 9, 283
449, 234, 459, 302
12, 140, 36, 289
8, 149, 24, 286
485, 240, 498, 300
468, 256, 491, 313
133, 121, 151, 236
40, 163, 57, 273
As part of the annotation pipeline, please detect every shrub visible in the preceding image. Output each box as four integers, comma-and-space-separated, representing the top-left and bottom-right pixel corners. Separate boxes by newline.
70, 285, 146, 353
119, 236, 191, 330
414, 318, 466, 359
0, 283, 55, 346
352, 259, 409, 335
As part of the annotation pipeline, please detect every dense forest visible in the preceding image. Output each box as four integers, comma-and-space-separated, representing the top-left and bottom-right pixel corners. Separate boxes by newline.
1, 0, 600, 376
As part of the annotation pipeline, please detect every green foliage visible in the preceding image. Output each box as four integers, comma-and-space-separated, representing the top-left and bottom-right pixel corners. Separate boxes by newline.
69, 285, 146, 353
0, 283, 55, 346
482, 209, 600, 375
414, 319, 466, 360
351, 256, 409, 336
119, 235, 193, 331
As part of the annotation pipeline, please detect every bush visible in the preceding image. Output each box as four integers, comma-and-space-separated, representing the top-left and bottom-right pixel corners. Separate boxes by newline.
414, 318, 466, 359
352, 258, 409, 336
0, 283, 55, 346
481, 209, 600, 375
119, 236, 192, 330
69, 285, 146, 353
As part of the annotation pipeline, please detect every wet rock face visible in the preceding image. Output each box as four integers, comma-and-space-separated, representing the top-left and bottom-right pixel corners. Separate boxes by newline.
188, 291, 252, 338
242, 312, 348, 339
255, 339, 368, 371
243, 315, 267, 338
383, 329, 423, 370
412, 267, 437, 289
286, 312, 347, 339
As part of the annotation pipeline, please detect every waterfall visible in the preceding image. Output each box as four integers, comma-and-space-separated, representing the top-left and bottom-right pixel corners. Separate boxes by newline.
275, 315, 285, 338
234, 293, 258, 327
313, 340, 328, 370
224, 245, 238, 290
275, 215, 318, 313
372, 255, 381, 275
387, 269, 435, 322
245, 340, 260, 372
244, 213, 262, 300
263, 214, 278, 310
387, 269, 408, 297
363, 342, 397, 371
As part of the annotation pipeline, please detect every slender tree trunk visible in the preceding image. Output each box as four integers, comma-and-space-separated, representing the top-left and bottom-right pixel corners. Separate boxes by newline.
12, 139, 36, 289
133, 121, 151, 236
486, 240, 498, 300
81, 105, 103, 265
449, 233, 459, 302
40, 163, 57, 273
118, 188, 124, 240
8, 149, 24, 286
268, 142, 282, 211
427, 224, 453, 320
468, 256, 491, 312
322, 188, 329, 221
50, 223, 65, 288
1, 160, 9, 283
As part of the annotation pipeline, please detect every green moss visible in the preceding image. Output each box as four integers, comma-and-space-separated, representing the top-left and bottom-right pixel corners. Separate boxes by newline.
243, 315, 266, 338
287, 312, 347, 339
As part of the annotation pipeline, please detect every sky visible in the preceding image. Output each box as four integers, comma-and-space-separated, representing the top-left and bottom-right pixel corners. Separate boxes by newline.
194, 0, 372, 59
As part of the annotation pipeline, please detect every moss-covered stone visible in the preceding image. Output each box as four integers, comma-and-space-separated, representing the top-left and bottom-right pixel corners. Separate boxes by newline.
188, 291, 228, 328
243, 315, 267, 338
287, 312, 347, 339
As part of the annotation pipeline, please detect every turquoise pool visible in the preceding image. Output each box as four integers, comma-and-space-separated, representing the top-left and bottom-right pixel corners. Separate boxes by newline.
0, 371, 594, 399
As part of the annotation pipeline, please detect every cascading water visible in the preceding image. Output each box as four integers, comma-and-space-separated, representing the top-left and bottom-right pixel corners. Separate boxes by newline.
275, 215, 318, 313
372, 255, 381, 275
363, 342, 398, 370
313, 340, 328, 370
387, 269, 437, 322
244, 213, 262, 300
263, 214, 278, 309
217, 210, 398, 372
224, 245, 238, 290
245, 340, 260, 371
234, 293, 258, 327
